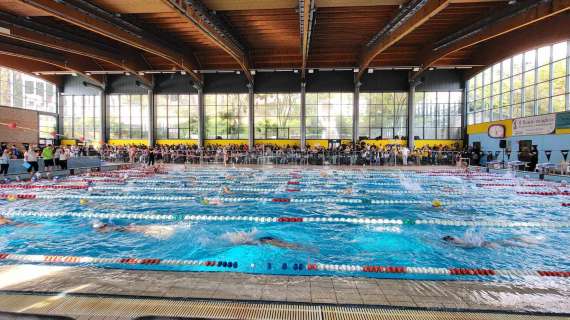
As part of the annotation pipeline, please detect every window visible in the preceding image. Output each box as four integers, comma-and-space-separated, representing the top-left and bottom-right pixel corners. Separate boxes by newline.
62, 95, 101, 142
156, 94, 199, 139
108, 94, 149, 140
306, 92, 353, 139
204, 93, 249, 139
0, 66, 56, 113
359, 92, 407, 139
414, 91, 462, 140
254, 93, 301, 139
467, 40, 570, 124
39, 115, 57, 140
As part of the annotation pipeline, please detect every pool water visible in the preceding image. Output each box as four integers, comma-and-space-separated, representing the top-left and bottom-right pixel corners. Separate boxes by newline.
1, 166, 569, 281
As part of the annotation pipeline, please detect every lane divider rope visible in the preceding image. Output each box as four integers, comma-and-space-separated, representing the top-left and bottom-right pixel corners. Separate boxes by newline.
0, 252, 567, 278
4, 211, 569, 228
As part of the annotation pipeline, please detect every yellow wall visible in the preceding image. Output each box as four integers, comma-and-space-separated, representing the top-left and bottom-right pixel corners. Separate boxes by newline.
255, 139, 300, 147
306, 139, 352, 148
204, 139, 248, 146
60, 139, 76, 146
108, 139, 149, 146
414, 140, 463, 149
466, 119, 513, 137
361, 139, 406, 148
156, 139, 198, 145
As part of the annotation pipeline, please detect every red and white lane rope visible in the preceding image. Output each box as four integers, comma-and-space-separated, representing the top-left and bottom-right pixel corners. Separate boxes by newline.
4, 211, 569, 228
0, 184, 88, 190
0, 253, 568, 278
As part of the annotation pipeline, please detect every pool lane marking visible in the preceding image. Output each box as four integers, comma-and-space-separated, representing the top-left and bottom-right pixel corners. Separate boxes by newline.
0, 252, 568, 278
3, 211, 570, 228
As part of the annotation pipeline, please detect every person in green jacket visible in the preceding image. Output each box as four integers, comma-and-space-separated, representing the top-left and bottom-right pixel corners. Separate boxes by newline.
41, 144, 54, 172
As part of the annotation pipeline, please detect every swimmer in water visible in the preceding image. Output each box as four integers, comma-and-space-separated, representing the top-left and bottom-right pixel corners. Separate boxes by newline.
225, 175, 236, 181
243, 236, 303, 250
202, 198, 223, 205
442, 235, 543, 249
222, 186, 233, 194
91, 221, 175, 239
0, 215, 35, 227
342, 187, 353, 195
320, 171, 329, 178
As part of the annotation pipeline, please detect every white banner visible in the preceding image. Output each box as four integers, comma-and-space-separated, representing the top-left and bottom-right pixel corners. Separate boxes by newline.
512, 114, 556, 136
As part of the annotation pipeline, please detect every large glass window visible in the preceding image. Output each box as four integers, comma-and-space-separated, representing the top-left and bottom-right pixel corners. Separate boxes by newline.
414, 91, 462, 140
62, 95, 101, 142
254, 93, 301, 139
39, 114, 57, 142
108, 94, 149, 140
156, 94, 199, 140
204, 93, 249, 139
359, 92, 408, 139
467, 40, 570, 124
0, 66, 56, 113
306, 92, 353, 139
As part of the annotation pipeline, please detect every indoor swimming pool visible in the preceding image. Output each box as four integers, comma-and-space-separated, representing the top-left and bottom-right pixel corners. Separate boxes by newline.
0, 166, 569, 282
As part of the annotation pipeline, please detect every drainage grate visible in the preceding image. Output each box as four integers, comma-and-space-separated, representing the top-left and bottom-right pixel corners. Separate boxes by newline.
0, 293, 567, 320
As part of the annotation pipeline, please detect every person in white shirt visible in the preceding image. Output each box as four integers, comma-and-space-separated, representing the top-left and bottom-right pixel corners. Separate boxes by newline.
59, 147, 70, 170
401, 146, 410, 166
24, 145, 39, 173
0, 149, 10, 176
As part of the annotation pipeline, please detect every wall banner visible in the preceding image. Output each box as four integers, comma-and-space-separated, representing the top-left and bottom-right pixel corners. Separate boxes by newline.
512, 114, 556, 136
556, 111, 570, 129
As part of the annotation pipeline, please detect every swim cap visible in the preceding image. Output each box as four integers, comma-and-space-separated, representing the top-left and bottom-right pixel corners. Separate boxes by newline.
92, 220, 104, 229
442, 236, 454, 241
201, 199, 209, 205
6, 194, 17, 202
79, 198, 89, 205
432, 199, 442, 207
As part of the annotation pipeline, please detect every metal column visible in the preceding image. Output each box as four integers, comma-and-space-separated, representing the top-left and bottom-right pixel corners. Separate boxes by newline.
99, 91, 106, 144
147, 89, 155, 146
353, 82, 361, 144
247, 83, 254, 148
300, 82, 306, 150
197, 86, 205, 148
407, 84, 416, 150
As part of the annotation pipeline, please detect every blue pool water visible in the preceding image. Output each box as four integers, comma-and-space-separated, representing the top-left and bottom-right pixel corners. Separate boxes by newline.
1, 166, 569, 281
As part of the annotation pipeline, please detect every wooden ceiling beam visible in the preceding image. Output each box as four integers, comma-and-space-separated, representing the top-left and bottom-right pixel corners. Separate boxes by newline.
0, 12, 153, 86
412, 0, 570, 81
300, 0, 315, 81
158, 0, 253, 83
0, 54, 61, 85
16, 0, 203, 86
0, 41, 104, 87
356, 0, 451, 82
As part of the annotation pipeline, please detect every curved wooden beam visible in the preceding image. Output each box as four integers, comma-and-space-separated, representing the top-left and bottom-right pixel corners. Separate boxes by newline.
17, 0, 203, 86
0, 13, 153, 87
412, 0, 570, 80
300, 0, 315, 81
0, 41, 104, 87
0, 54, 61, 86
356, 0, 450, 82
159, 0, 253, 83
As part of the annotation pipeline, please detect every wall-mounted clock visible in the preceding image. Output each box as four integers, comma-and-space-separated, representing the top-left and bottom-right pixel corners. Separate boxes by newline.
488, 124, 506, 138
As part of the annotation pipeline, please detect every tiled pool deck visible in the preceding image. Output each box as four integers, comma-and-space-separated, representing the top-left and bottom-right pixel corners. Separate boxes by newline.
0, 264, 569, 317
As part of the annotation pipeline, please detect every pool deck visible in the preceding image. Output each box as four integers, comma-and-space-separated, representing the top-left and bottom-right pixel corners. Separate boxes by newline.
0, 264, 569, 318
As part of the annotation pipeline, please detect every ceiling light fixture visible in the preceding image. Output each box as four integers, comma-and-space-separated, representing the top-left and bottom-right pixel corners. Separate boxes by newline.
308, 69, 314, 74
368, 68, 374, 74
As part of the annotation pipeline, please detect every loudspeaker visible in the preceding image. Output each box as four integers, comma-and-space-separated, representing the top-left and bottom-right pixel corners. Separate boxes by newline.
499, 140, 507, 148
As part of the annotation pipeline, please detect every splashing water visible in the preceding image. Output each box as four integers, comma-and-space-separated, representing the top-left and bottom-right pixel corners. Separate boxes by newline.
221, 228, 259, 244
398, 172, 423, 192
461, 229, 486, 247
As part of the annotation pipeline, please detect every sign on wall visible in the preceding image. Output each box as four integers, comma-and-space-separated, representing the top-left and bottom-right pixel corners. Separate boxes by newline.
556, 111, 570, 129
512, 114, 556, 136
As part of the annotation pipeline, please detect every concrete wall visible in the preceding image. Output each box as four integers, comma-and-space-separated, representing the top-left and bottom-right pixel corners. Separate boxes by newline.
0, 106, 39, 146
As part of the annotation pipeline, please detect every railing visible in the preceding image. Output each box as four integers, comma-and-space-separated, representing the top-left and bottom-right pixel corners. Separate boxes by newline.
101, 150, 463, 167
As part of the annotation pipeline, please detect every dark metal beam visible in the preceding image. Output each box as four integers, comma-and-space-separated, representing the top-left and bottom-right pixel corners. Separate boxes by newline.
16, 0, 203, 86
0, 11, 153, 86
412, 0, 570, 80
356, 0, 450, 82
159, 0, 253, 83
0, 41, 104, 87
299, 0, 315, 81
